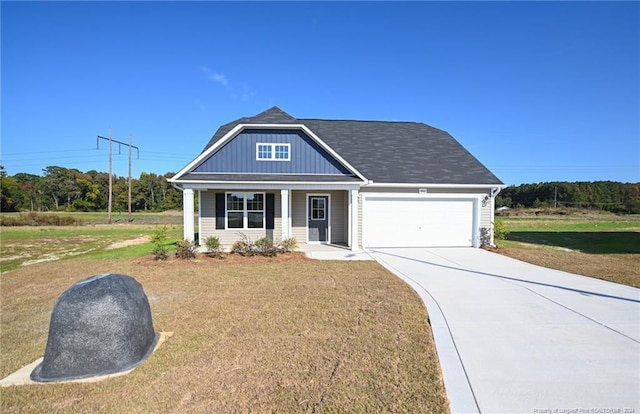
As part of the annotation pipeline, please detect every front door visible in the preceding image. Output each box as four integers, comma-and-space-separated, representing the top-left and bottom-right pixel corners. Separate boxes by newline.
308, 196, 329, 243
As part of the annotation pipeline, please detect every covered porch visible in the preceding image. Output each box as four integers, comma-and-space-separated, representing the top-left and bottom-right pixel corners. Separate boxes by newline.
180, 184, 361, 251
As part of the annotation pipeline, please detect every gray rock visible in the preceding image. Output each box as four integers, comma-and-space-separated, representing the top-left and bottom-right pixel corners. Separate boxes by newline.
31, 273, 158, 382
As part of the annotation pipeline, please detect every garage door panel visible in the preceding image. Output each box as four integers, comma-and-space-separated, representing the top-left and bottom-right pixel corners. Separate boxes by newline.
364, 197, 475, 248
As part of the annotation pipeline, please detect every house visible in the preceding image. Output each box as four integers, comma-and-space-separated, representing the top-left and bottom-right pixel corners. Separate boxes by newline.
168, 107, 504, 250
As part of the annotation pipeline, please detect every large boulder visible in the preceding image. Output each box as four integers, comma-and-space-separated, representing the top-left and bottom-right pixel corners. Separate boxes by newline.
31, 273, 158, 382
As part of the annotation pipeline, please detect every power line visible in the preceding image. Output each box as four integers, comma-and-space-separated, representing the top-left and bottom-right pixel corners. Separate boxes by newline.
97, 133, 140, 224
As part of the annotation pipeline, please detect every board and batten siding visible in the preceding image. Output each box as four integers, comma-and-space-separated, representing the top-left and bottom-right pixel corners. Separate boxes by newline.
193, 130, 351, 176
200, 190, 281, 246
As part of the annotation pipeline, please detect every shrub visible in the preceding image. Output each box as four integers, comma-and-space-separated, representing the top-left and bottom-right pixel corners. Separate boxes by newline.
0, 212, 82, 227
254, 237, 278, 257
493, 218, 509, 247
175, 239, 197, 259
231, 233, 256, 256
231, 233, 280, 257
204, 236, 224, 258
278, 237, 298, 253
150, 225, 169, 260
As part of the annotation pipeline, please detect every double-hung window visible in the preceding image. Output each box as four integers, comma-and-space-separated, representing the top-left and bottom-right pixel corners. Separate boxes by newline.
256, 143, 290, 161
226, 192, 264, 229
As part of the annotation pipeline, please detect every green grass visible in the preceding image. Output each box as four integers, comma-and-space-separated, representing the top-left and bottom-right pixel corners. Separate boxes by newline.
0, 225, 182, 272
496, 212, 639, 287
502, 215, 640, 254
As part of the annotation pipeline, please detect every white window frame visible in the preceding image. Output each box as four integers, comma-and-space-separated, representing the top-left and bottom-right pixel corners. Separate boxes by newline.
256, 143, 290, 161
225, 192, 265, 229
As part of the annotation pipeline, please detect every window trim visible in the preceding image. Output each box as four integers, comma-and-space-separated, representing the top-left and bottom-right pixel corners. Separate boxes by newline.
256, 143, 290, 161
225, 192, 265, 229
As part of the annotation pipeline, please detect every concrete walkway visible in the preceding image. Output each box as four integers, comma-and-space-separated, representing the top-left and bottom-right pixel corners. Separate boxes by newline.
369, 248, 640, 414
298, 243, 373, 261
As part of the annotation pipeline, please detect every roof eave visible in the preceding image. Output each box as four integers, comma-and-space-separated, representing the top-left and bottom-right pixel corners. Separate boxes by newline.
362, 182, 505, 188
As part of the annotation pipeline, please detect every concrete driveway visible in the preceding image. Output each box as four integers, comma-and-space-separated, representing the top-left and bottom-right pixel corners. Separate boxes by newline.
369, 248, 640, 414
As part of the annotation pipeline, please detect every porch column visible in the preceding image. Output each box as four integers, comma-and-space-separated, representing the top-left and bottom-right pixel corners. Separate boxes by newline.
280, 189, 290, 239
183, 188, 195, 242
349, 189, 359, 250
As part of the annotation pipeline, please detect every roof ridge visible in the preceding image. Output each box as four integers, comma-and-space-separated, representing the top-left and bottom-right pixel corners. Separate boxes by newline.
299, 117, 425, 125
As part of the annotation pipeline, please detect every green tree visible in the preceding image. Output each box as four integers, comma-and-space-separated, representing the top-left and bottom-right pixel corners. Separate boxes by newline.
0, 166, 20, 212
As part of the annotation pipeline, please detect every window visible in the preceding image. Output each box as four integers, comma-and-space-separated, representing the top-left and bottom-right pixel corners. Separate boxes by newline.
256, 143, 290, 161
311, 197, 326, 220
275, 144, 289, 160
226, 192, 264, 229
257, 144, 272, 160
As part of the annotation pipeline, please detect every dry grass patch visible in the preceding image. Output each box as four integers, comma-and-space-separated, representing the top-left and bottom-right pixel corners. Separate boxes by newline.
1, 254, 448, 413
495, 241, 640, 288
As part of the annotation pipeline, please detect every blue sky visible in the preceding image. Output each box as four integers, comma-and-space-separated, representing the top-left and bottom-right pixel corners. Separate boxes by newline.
2, 1, 638, 186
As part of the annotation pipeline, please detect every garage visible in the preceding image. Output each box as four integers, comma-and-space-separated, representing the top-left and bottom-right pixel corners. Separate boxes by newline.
363, 196, 478, 248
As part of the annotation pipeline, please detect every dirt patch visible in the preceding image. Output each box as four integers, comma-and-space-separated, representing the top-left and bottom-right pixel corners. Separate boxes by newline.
106, 235, 151, 250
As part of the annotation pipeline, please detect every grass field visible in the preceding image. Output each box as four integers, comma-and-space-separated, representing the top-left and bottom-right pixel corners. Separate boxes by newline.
1, 209, 638, 412
497, 212, 640, 288
0, 212, 449, 412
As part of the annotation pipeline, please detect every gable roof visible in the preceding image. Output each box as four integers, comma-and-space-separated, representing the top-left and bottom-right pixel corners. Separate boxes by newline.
190, 106, 503, 186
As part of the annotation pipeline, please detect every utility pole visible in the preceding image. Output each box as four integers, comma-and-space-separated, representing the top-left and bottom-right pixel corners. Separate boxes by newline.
128, 134, 133, 221
108, 128, 113, 224
554, 185, 558, 208
97, 133, 140, 224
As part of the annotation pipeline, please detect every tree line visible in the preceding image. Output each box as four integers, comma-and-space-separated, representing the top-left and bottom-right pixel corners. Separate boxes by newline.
2, 166, 638, 214
0, 165, 182, 213
497, 181, 640, 213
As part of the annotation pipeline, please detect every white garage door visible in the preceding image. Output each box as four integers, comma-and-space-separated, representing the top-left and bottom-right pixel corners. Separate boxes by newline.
363, 196, 476, 248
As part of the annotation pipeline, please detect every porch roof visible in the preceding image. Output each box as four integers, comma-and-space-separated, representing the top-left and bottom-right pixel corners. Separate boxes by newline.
177, 173, 363, 183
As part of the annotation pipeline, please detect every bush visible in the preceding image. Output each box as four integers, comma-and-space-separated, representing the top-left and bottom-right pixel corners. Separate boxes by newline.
150, 225, 169, 260
204, 236, 224, 258
231, 233, 256, 256
229, 234, 298, 257
175, 239, 197, 259
0, 212, 82, 226
255, 237, 278, 257
493, 218, 509, 247
278, 237, 298, 253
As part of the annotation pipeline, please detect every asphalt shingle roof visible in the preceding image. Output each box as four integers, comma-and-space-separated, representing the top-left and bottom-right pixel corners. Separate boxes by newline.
198, 107, 503, 185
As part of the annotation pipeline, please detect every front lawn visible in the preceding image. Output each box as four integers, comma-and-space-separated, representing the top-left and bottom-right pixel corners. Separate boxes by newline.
0, 254, 449, 413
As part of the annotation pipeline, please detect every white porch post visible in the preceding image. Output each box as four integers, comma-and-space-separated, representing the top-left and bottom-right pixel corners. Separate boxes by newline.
183, 188, 195, 241
349, 189, 359, 250
280, 189, 290, 239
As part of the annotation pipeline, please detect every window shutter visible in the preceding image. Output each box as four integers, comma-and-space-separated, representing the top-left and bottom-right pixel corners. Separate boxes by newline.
215, 193, 225, 229
266, 193, 275, 230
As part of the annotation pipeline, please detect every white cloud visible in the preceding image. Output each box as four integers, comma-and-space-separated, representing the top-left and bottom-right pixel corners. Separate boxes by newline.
200, 66, 256, 103
200, 66, 228, 87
